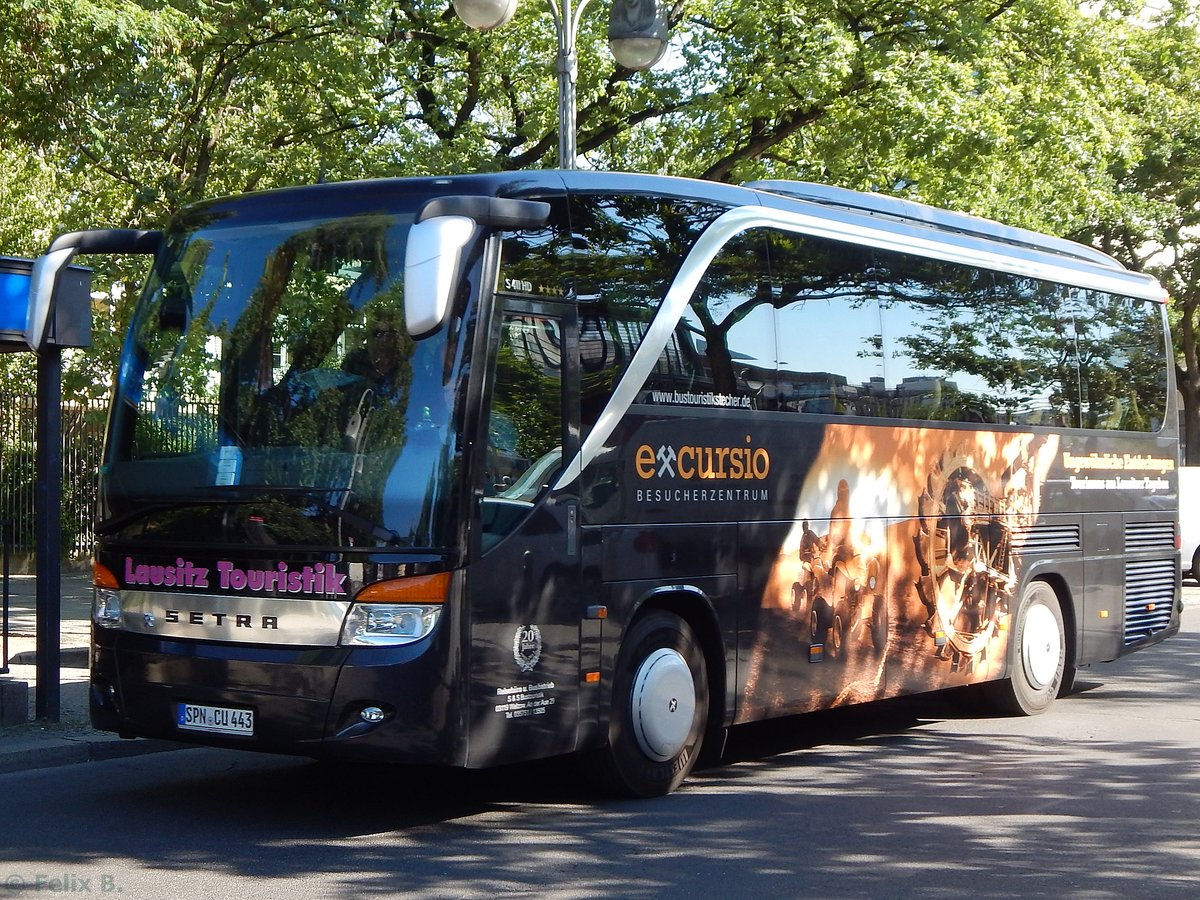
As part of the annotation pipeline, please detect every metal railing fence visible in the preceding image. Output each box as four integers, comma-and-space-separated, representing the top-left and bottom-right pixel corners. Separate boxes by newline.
1, 519, 10, 673
0, 394, 108, 560
0, 394, 224, 561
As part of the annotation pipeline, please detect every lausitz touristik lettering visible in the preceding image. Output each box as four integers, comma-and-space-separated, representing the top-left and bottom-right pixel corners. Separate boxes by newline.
123, 557, 348, 595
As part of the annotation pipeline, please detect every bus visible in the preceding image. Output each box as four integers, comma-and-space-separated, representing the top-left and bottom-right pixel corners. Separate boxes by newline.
35, 171, 1180, 796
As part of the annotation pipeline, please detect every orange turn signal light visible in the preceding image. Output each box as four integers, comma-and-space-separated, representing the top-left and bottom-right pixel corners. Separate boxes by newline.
355, 571, 451, 604
93, 560, 119, 590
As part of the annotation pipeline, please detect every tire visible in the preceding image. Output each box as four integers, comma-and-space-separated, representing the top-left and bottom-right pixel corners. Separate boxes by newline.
829, 601, 849, 660
810, 595, 833, 644
1058, 659, 1078, 697
869, 593, 889, 653
791, 582, 807, 617
599, 610, 709, 797
1192, 546, 1200, 587
983, 581, 1067, 715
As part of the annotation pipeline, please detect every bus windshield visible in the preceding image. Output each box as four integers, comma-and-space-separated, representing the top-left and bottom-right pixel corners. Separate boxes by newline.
102, 200, 474, 551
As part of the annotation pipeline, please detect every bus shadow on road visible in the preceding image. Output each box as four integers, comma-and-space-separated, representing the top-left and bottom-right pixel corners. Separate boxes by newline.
111, 623, 1200, 837
712, 691, 951, 768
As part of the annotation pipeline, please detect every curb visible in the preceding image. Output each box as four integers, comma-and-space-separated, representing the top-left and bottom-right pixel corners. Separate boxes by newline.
7, 647, 90, 668
0, 736, 186, 776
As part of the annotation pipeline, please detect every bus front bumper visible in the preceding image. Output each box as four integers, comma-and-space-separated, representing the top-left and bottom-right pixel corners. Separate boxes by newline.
90, 628, 466, 766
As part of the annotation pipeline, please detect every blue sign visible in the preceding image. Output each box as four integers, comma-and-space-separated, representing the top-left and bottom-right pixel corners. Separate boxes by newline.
0, 268, 30, 334
0, 255, 92, 350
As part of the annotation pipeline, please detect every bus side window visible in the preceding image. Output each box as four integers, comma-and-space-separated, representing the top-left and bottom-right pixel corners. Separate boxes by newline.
1064, 287, 1167, 432
770, 231, 880, 416
876, 252, 1006, 424
579, 308, 662, 433
570, 192, 725, 429
480, 312, 564, 548
637, 231, 774, 409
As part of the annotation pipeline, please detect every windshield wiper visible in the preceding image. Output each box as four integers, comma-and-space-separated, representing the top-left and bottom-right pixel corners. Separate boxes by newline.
96, 501, 189, 536
299, 489, 403, 545
195, 484, 403, 545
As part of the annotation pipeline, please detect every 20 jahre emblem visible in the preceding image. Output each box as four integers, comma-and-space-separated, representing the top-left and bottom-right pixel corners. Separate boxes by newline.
513, 625, 542, 673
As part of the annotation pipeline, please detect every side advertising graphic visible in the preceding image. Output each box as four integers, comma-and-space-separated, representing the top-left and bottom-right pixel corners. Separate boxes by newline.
735, 425, 1061, 721
628, 415, 1171, 724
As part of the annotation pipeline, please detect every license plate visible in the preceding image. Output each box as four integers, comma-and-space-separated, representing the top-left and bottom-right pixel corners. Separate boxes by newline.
177, 703, 255, 736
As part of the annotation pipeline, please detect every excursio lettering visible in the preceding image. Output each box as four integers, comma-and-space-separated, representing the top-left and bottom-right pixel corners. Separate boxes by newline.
634, 435, 771, 505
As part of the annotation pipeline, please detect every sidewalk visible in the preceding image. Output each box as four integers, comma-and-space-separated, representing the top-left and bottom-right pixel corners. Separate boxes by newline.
0, 569, 183, 775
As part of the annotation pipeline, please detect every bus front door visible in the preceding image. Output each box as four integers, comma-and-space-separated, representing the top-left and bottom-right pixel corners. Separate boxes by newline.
466, 303, 582, 766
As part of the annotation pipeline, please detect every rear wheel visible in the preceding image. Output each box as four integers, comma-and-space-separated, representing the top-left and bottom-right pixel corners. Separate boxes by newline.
791, 581, 807, 617
983, 581, 1067, 715
810, 595, 832, 644
869, 593, 889, 653
1192, 546, 1200, 586
599, 610, 708, 797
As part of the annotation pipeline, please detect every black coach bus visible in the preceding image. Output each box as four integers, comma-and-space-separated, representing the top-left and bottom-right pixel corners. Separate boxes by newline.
35, 171, 1180, 795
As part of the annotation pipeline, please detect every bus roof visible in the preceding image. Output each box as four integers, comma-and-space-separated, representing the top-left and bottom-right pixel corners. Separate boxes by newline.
183, 170, 1165, 302
745, 179, 1122, 271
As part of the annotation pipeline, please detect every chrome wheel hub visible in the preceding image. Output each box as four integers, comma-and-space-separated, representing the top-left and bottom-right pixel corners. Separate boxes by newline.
630, 648, 696, 762
1021, 602, 1061, 690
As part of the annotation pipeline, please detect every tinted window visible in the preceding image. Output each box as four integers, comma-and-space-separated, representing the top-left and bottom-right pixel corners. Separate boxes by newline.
642, 231, 774, 409
675, 230, 1168, 431
499, 197, 573, 299
771, 232, 882, 416
880, 255, 1166, 430
1064, 287, 1167, 431
571, 194, 726, 427
481, 312, 565, 550
879, 257, 1071, 425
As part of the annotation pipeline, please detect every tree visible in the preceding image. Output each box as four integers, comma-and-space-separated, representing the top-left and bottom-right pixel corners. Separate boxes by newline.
1071, 1, 1200, 462
0, 0, 1162, 403
604, 0, 1137, 229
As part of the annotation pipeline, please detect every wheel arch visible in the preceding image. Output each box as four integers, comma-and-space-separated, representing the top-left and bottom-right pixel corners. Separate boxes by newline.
629, 585, 731, 740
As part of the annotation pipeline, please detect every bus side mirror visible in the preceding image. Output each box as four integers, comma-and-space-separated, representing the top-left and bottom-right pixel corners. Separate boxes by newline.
404, 215, 476, 340
28, 229, 161, 350
403, 196, 551, 340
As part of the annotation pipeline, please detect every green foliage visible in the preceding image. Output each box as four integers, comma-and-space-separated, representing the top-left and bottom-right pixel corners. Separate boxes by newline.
1067, 0, 1200, 459
492, 341, 561, 462
0, 0, 1196, 445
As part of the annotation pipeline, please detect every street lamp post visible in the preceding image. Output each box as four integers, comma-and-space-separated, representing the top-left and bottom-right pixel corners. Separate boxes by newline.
452, 0, 668, 169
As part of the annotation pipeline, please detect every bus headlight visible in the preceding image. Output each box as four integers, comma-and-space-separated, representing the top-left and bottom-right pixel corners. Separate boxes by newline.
93, 589, 123, 629
340, 604, 442, 646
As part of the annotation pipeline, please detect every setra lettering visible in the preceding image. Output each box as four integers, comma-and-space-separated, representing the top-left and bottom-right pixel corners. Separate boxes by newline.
162, 610, 283, 630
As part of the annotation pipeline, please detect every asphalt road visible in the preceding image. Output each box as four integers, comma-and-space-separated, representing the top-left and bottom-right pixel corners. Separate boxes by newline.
0, 606, 1196, 899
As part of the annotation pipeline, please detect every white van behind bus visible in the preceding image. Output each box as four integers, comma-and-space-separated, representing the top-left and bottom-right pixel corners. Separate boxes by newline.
1181, 467, 1200, 583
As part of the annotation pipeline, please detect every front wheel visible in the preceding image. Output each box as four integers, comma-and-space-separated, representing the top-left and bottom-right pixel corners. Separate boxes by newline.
599, 610, 709, 797
983, 581, 1067, 715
